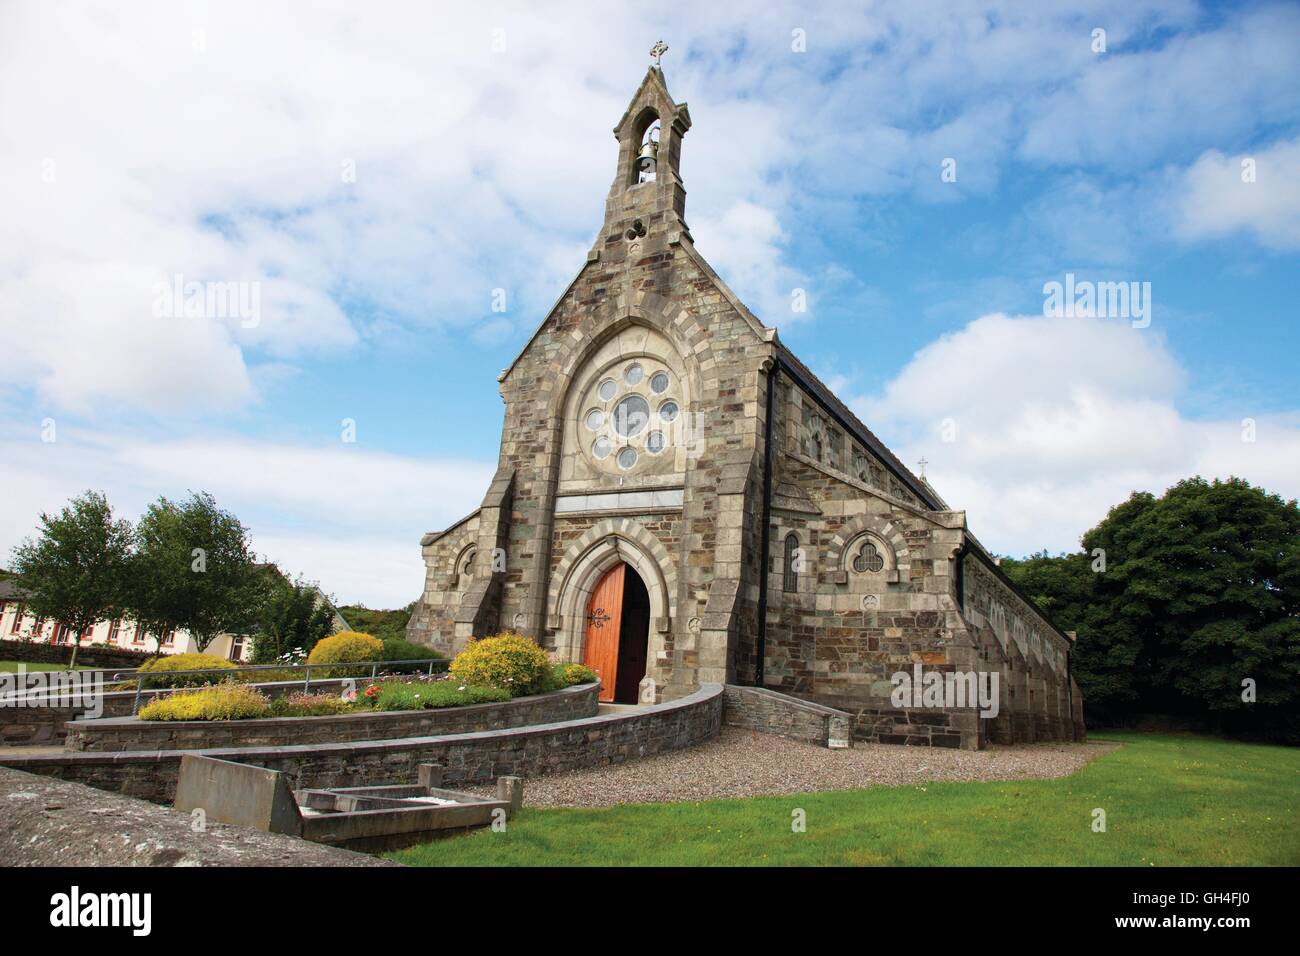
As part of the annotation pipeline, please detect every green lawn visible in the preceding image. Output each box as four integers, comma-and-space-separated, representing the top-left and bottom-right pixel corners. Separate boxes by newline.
0, 660, 95, 672
389, 733, 1299, 866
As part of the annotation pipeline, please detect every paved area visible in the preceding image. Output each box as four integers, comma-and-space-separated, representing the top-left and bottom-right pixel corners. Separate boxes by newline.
0, 766, 396, 866
473, 727, 1120, 808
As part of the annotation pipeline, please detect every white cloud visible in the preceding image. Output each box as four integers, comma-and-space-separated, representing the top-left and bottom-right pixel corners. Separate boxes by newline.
691, 201, 808, 323
3, 1, 1295, 417
851, 312, 1300, 554
0, 423, 494, 607
1173, 137, 1300, 250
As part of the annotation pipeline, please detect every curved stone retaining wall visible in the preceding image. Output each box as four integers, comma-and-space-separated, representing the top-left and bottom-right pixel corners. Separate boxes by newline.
0, 683, 724, 803
66, 682, 599, 752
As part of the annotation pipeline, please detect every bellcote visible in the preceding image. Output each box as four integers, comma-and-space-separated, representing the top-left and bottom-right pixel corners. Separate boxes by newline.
603, 65, 692, 240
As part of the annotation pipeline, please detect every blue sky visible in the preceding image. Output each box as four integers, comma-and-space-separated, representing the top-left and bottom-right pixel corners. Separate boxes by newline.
1, 0, 1298, 606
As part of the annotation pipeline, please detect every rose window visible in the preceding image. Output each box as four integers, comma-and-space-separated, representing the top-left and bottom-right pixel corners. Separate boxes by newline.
580, 358, 684, 474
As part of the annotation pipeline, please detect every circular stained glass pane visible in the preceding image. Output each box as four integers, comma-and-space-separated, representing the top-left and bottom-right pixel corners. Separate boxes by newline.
598, 379, 617, 402
650, 371, 670, 394
613, 395, 650, 437
658, 400, 679, 423
584, 409, 605, 431
592, 436, 612, 459
624, 363, 644, 386
646, 431, 665, 454
617, 447, 638, 470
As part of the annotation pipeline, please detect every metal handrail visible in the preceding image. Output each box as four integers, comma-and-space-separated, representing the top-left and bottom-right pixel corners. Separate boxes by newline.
110, 657, 450, 715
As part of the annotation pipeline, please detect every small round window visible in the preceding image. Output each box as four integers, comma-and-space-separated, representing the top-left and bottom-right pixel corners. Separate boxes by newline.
650, 371, 670, 394
613, 395, 650, 437
592, 436, 613, 459
598, 379, 617, 402
646, 431, 666, 454
658, 400, 679, 423
617, 447, 638, 470
584, 409, 605, 431
624, 363, 644, 386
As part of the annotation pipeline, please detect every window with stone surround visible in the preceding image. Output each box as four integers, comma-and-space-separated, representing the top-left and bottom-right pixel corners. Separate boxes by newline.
853, 541, 885, 574
569, 349, 688, 480
783, 533, 799, 592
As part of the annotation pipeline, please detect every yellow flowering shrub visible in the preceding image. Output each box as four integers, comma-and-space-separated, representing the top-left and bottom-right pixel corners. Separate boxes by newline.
137, 652, 236, 688
449, 632, 554, 697
306, 631, 384, 677
138, 684, 270, 721
555, 662, 599, 686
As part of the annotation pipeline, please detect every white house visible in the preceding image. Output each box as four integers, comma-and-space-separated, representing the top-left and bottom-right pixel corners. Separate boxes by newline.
0, 577, 348, 663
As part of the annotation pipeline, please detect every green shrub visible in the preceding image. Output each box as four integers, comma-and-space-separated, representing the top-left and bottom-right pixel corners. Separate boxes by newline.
268, 692, 353, 717
449, 632, 554, 697
306, 631, 384, 677
555, 662, 599, 686
377, 638, 445, 673
335, 604, 413, 643
360, 679, 510, 711
138, 684, 270, 721
136, 652, 236, 689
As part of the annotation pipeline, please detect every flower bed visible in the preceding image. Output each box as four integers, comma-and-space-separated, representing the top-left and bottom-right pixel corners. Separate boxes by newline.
63, 680, 601, 752
135, 674, 514, 722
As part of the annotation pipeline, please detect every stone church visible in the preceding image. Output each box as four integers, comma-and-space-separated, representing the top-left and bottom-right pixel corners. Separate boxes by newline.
408, 62, 1084, 749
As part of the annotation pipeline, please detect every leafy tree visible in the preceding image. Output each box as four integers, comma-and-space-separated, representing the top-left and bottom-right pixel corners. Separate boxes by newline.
252, 575, 337, 663
334, 602, 413, 643
1004, 477, 1300, 741
125, 492, 268, 653
9, 491, 133, 669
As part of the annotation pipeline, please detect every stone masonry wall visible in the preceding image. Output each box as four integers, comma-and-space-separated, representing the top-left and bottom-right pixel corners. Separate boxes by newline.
65, 682, 599, 752
407, 513, 480, 655
2, 676, 393, 747
759, 375, 1079, 749
722, 684, 852, 748
0, 684, 724, 804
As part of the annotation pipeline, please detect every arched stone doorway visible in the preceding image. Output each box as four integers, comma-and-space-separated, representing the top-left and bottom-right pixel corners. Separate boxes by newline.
548, 518, 676, 696
583, 561, 651, 703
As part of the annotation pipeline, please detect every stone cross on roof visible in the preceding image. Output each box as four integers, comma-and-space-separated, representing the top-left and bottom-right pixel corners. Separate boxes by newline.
649, 40, 668, 67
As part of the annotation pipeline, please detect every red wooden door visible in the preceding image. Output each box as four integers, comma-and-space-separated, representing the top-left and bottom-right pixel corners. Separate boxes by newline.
584, 563, 625, 703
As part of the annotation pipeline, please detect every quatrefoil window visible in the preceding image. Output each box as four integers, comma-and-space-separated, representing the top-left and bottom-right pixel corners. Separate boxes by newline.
853, 542, 885, 574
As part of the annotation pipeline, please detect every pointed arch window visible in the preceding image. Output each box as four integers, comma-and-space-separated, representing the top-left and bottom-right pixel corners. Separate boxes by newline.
783, 533, 800, 593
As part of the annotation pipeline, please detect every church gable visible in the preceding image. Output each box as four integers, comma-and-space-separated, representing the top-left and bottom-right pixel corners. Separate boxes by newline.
407, 51, 1082, 748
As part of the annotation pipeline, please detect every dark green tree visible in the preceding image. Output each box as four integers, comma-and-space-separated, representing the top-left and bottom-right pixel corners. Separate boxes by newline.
125, 492, 268, 653
1004, 478, 1300, 740
252, 575, 336, 663
9, 491, 133, 669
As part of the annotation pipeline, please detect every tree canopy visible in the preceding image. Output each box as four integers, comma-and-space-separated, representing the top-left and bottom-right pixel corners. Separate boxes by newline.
124, 492, 268, 653
1003, 477, 1300, 741
10, 490, 133, 667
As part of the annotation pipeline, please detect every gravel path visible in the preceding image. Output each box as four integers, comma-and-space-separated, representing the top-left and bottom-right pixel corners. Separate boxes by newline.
476, 728, 1120, 808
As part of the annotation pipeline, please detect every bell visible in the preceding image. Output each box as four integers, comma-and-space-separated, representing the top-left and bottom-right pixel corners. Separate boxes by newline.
637, 139, 658, 172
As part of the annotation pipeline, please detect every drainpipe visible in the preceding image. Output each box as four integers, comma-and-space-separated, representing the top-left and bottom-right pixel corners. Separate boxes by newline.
1066, 638, 1075, 740
755, 360, 778, 688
